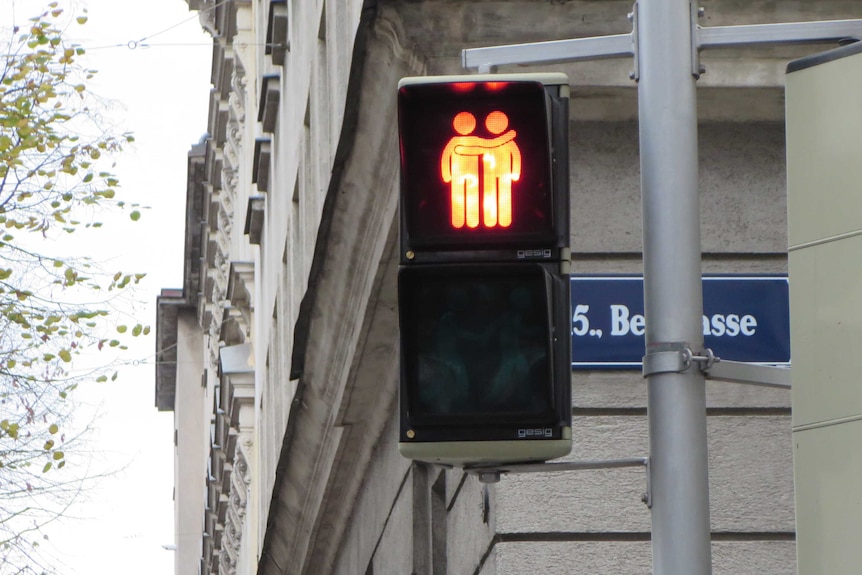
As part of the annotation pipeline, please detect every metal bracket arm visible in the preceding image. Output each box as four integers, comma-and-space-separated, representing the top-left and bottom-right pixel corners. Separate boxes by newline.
699, 356, 791, 389
466, 457, 652, 507
698, 19, 862, 50
693, 17, 862, 78
462, 33, 635, 73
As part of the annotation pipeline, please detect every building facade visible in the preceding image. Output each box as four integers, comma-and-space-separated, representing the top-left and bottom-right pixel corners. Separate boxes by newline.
154, 1, 860, 573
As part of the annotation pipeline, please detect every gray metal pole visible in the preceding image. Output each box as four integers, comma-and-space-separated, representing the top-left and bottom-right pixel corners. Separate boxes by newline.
637, 0, 712, 573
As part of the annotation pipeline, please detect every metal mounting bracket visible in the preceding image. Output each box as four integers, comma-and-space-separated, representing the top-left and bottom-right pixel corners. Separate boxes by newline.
462, 3, 636, 73
694, 350, 791, 389
693, 12, 862, 76
698, 18, 862, 50
691, 1, 704, 78
642, 342, 692, 377
630, 2, 640, 81
464, 457, 652, 507
642, 345, 791, 389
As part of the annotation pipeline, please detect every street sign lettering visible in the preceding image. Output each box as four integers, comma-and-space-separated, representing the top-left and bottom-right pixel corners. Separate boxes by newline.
571, 276, 790, 368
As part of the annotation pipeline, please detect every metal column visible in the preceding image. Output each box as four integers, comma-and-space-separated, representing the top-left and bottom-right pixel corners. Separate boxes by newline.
637, 1, 712, 573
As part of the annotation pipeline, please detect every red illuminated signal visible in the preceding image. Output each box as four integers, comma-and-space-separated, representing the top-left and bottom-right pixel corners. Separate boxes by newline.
398, 75, 567, 254
440, 111, 522, 229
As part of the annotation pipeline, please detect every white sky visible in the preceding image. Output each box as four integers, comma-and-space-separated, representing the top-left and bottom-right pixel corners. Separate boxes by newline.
3, 1, 212, 574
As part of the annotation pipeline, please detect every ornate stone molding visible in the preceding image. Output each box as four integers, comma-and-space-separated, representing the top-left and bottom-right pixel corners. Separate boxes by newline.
195, 0, 218, 37
223, 261, 254, 346
192, 2, 257, 573
216, 434, 252, 575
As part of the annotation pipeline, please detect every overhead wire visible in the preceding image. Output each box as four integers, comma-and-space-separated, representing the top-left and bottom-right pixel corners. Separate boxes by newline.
3, 0, 281, 56
90, 0, 283, 52
86, 0, 231, 51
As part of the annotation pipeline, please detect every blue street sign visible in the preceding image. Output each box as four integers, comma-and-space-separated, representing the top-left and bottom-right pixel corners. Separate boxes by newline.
571, 276, 790, 369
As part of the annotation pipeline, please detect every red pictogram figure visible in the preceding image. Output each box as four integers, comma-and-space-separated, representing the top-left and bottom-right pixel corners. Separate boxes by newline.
440, 112, 481, 228
441, 111, 520, 229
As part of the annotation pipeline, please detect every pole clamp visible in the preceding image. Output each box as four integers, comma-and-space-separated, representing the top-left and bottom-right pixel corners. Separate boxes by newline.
642, 343, 718, 378
642, 342, 690, 377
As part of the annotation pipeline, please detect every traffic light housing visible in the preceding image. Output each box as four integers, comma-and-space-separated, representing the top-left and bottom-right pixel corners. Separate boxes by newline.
396, 73, 571, 467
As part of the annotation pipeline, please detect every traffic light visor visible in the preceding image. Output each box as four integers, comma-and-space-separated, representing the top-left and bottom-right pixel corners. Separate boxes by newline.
399, 264, 556, 427
398, 81, 555, 250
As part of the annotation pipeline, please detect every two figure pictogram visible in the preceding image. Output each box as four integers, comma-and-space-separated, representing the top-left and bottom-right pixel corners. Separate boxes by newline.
441, 111, 522, 229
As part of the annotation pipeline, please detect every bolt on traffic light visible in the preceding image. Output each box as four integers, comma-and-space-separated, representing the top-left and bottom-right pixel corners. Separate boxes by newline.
396, 73, 572, 467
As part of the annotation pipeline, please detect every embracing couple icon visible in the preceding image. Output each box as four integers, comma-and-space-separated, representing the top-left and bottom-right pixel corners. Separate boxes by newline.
440, 111, 522, 229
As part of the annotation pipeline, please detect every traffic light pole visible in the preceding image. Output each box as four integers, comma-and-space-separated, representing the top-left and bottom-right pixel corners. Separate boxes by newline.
635, 0, 711, 572
460, 2, 862, 575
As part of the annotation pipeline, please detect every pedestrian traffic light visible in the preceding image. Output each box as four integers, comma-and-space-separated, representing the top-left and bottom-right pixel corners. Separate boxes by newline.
396, 73, 571, 467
